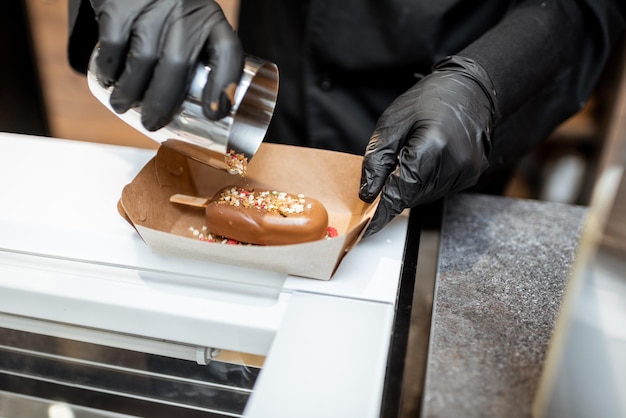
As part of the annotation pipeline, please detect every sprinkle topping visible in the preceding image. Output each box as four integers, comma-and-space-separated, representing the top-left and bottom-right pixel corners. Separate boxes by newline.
216, 187, 309, 217
225, 150, 248, 176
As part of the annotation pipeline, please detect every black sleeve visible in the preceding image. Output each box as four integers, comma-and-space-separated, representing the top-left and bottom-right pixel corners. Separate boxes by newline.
67, 0, 98, 74
460, 0, 625, 185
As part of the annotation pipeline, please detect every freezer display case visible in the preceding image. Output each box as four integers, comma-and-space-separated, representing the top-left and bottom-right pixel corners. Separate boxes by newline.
0, 133, 428, 418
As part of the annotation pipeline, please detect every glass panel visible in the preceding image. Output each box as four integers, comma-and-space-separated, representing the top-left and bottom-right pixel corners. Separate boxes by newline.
0, 328, 259, 417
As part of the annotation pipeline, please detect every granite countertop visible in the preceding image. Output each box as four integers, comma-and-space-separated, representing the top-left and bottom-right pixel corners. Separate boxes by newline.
421, 194, 587, 418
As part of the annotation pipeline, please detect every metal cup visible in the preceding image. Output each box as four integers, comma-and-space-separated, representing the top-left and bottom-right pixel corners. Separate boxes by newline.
87, 47, 279, 172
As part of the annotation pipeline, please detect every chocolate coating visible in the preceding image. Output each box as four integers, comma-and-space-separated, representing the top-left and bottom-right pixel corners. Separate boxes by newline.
205, 187, 329, 245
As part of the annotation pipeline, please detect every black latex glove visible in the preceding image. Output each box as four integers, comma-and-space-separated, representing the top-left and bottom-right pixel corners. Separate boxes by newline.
89, 0, 243, 130
359, 56, 497, 237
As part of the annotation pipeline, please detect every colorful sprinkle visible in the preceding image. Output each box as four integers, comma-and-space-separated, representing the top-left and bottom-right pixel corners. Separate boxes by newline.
215, 187, 309, 217
326, 226, 339, 238
224, 150, 248, 176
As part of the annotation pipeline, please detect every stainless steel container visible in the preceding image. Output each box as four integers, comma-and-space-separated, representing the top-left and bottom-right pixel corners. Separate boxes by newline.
87, 48, 279, 172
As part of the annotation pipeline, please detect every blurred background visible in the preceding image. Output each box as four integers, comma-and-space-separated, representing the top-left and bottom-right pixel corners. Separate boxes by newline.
2, 0, 625, 206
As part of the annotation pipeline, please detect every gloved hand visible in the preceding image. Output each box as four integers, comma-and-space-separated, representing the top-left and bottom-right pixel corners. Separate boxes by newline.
89, 0, 243, 130
359, 56, 497, 236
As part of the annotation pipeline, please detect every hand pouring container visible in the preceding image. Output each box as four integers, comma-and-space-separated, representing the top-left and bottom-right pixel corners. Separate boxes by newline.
87, 47, 279, 171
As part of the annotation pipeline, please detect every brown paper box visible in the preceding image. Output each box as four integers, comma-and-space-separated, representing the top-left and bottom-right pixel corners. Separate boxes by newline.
118, 143, 378, 280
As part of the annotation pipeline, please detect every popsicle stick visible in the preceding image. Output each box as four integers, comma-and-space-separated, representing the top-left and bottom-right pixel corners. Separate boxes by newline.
169, 193, 209, 208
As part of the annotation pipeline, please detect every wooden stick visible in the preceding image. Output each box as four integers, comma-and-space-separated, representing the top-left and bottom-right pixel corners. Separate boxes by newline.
169, 194, 209, 208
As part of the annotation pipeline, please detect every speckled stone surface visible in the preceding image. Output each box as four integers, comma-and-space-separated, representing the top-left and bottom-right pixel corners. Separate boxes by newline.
421, 194, 587, 418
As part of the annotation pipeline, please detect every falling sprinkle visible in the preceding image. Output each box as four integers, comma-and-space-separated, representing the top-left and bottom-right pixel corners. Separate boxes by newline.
225, 149, 248, 176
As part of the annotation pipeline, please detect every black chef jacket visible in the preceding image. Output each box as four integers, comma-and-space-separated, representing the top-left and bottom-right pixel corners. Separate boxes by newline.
68, 0, 625, 188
